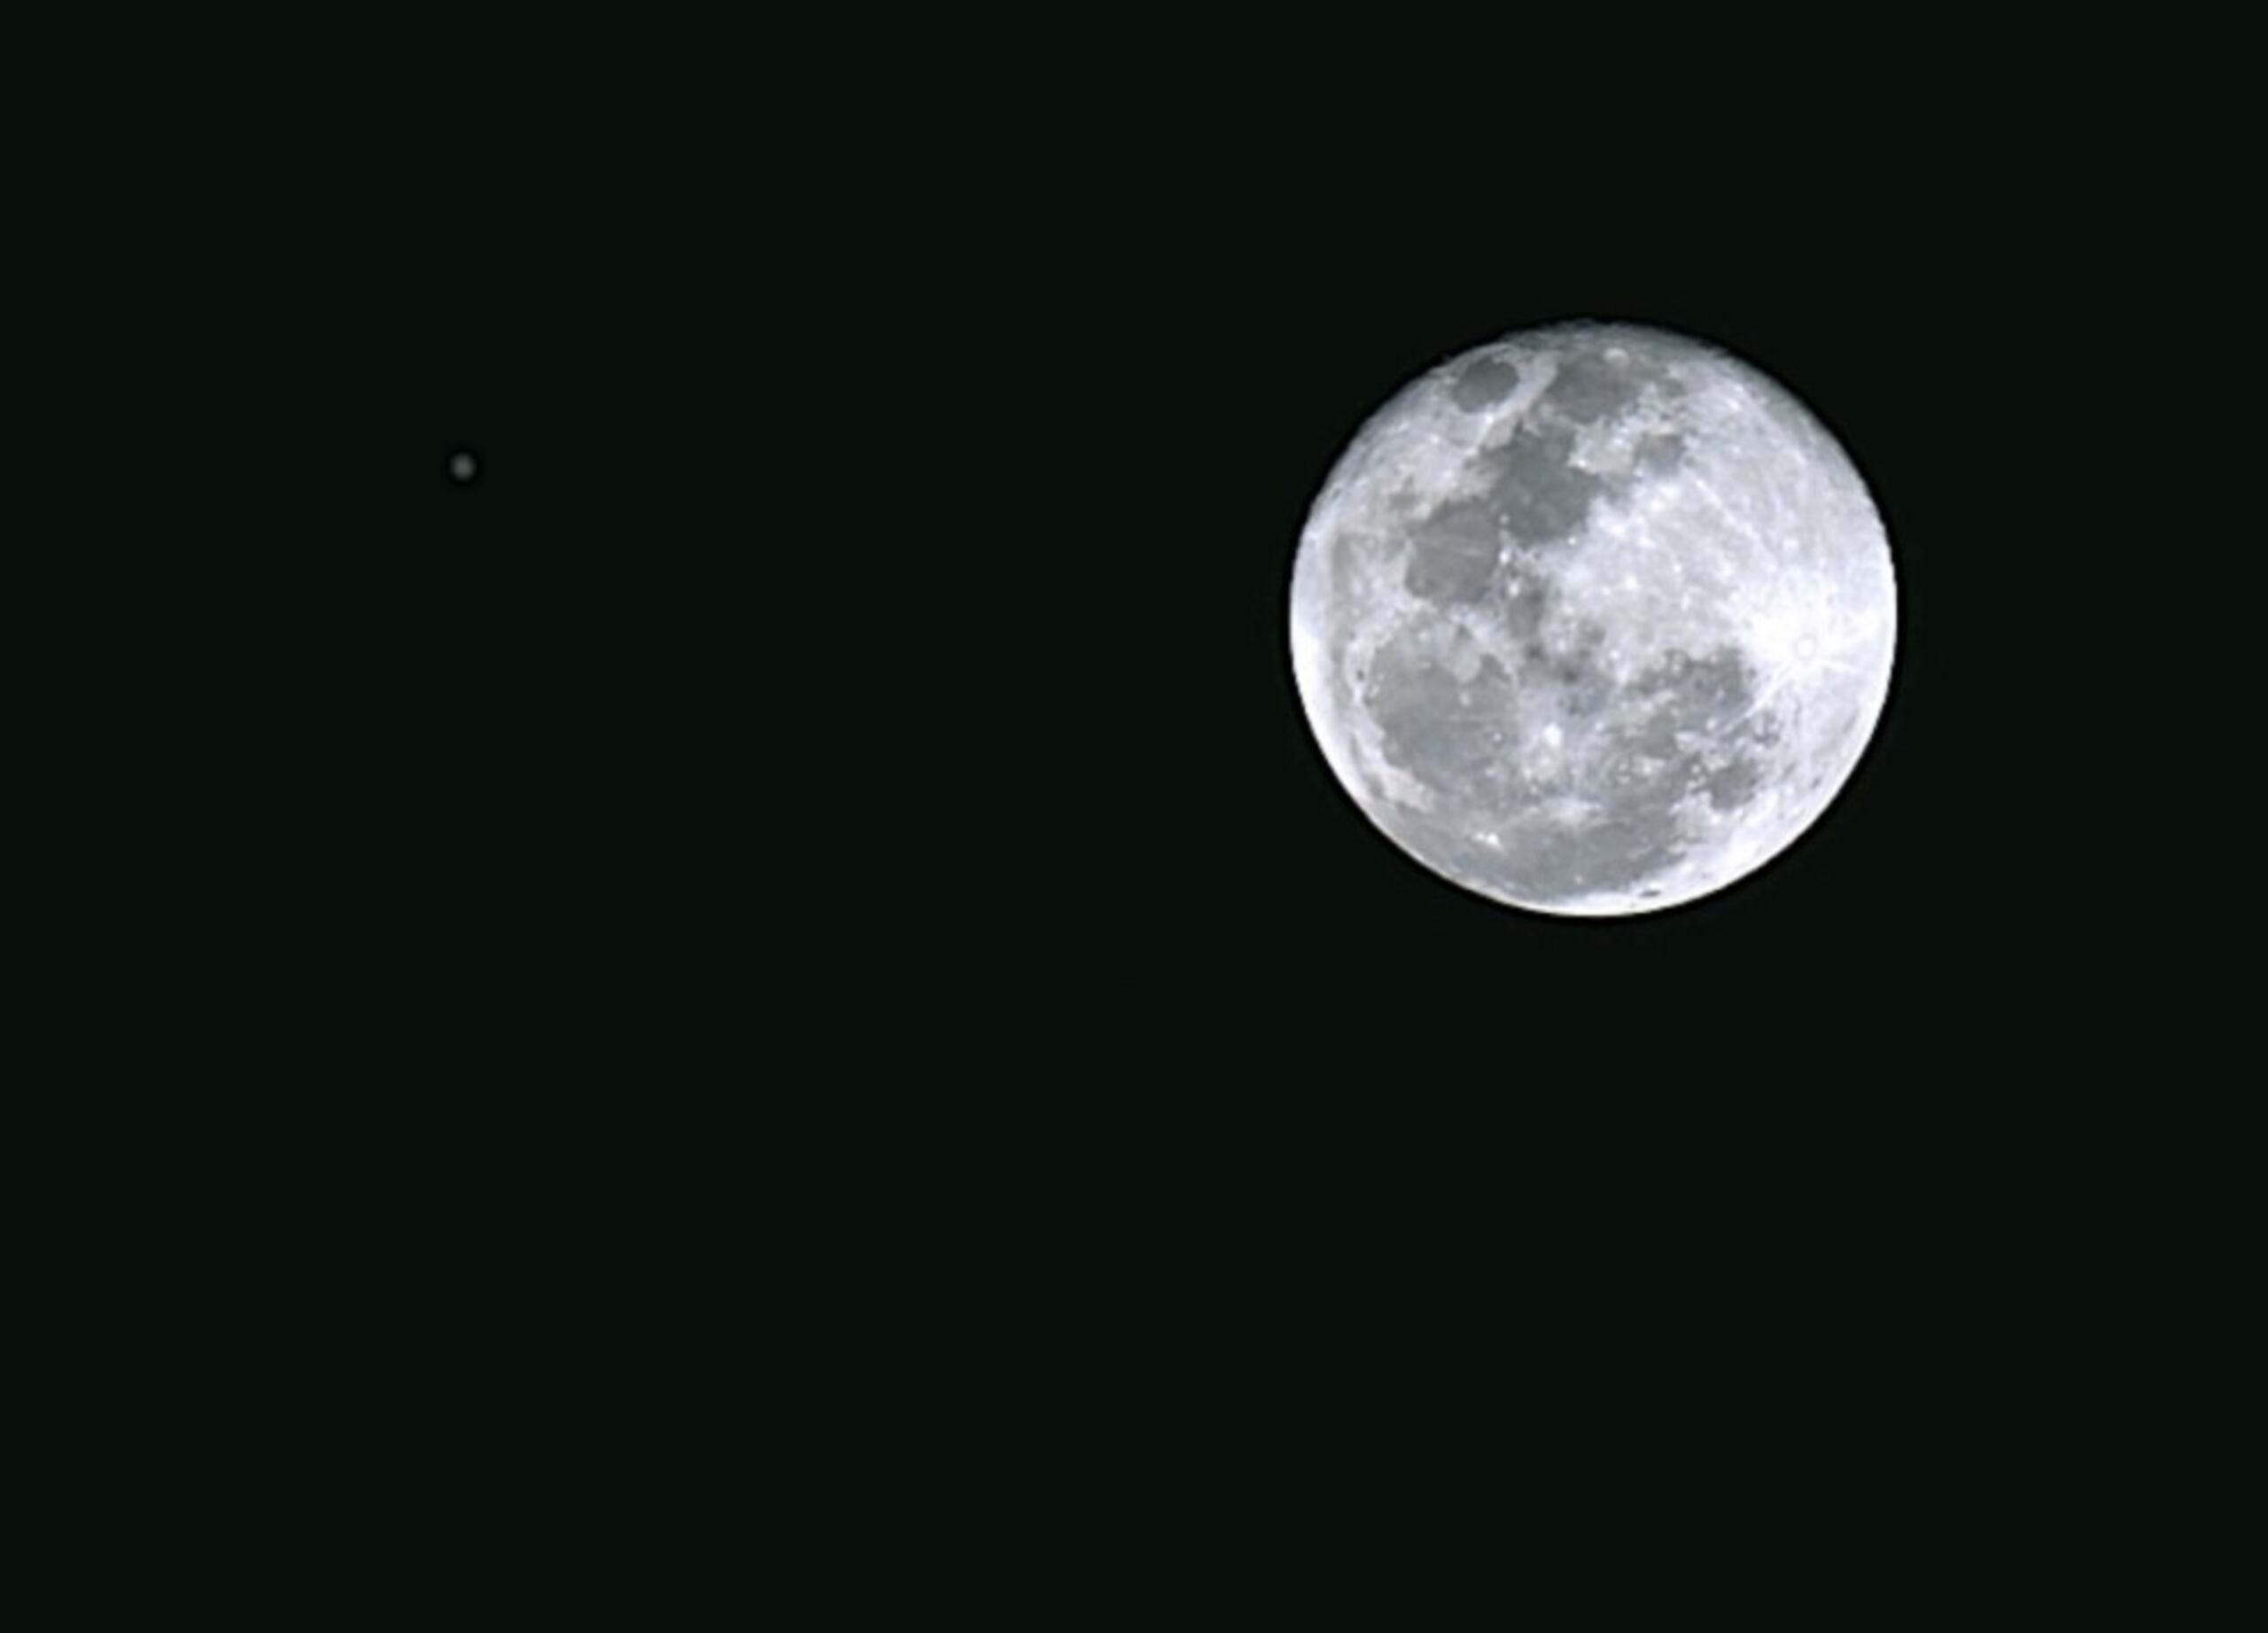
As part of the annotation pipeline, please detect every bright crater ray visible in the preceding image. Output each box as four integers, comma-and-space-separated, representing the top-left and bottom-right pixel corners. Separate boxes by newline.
1289, 322, 1896, 915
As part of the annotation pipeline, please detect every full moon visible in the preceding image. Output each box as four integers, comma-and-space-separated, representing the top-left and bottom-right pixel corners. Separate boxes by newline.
1290, 322, 1895, 916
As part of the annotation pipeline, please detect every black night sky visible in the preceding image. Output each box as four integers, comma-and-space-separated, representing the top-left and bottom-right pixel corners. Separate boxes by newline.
74, 32, 2244, 1571
330, 49, 2227, 1085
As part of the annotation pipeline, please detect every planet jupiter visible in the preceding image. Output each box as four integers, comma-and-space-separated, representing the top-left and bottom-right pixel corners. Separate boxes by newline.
1289, 322, 1896, 915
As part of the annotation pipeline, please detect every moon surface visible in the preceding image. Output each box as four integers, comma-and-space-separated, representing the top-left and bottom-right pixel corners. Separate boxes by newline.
1290, 322, 1895, 915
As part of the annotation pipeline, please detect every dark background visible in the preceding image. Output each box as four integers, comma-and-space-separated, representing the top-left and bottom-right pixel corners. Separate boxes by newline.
297, 45, 2239, 1095
358, 84, 2240, 1545
40, 29, 2249, 1582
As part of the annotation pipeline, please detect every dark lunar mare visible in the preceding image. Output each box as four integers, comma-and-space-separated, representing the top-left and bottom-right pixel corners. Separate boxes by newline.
1355, 332, 1772, 904
1398, 424, 1609, 608
1447, 354, 1522, 410
1402, 338, 1688, 610
1364, 636, 1774, 905
1547, 343, 1689, 421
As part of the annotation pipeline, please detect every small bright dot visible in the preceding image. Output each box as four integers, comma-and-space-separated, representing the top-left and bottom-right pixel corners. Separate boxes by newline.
449, 452, 478, 481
